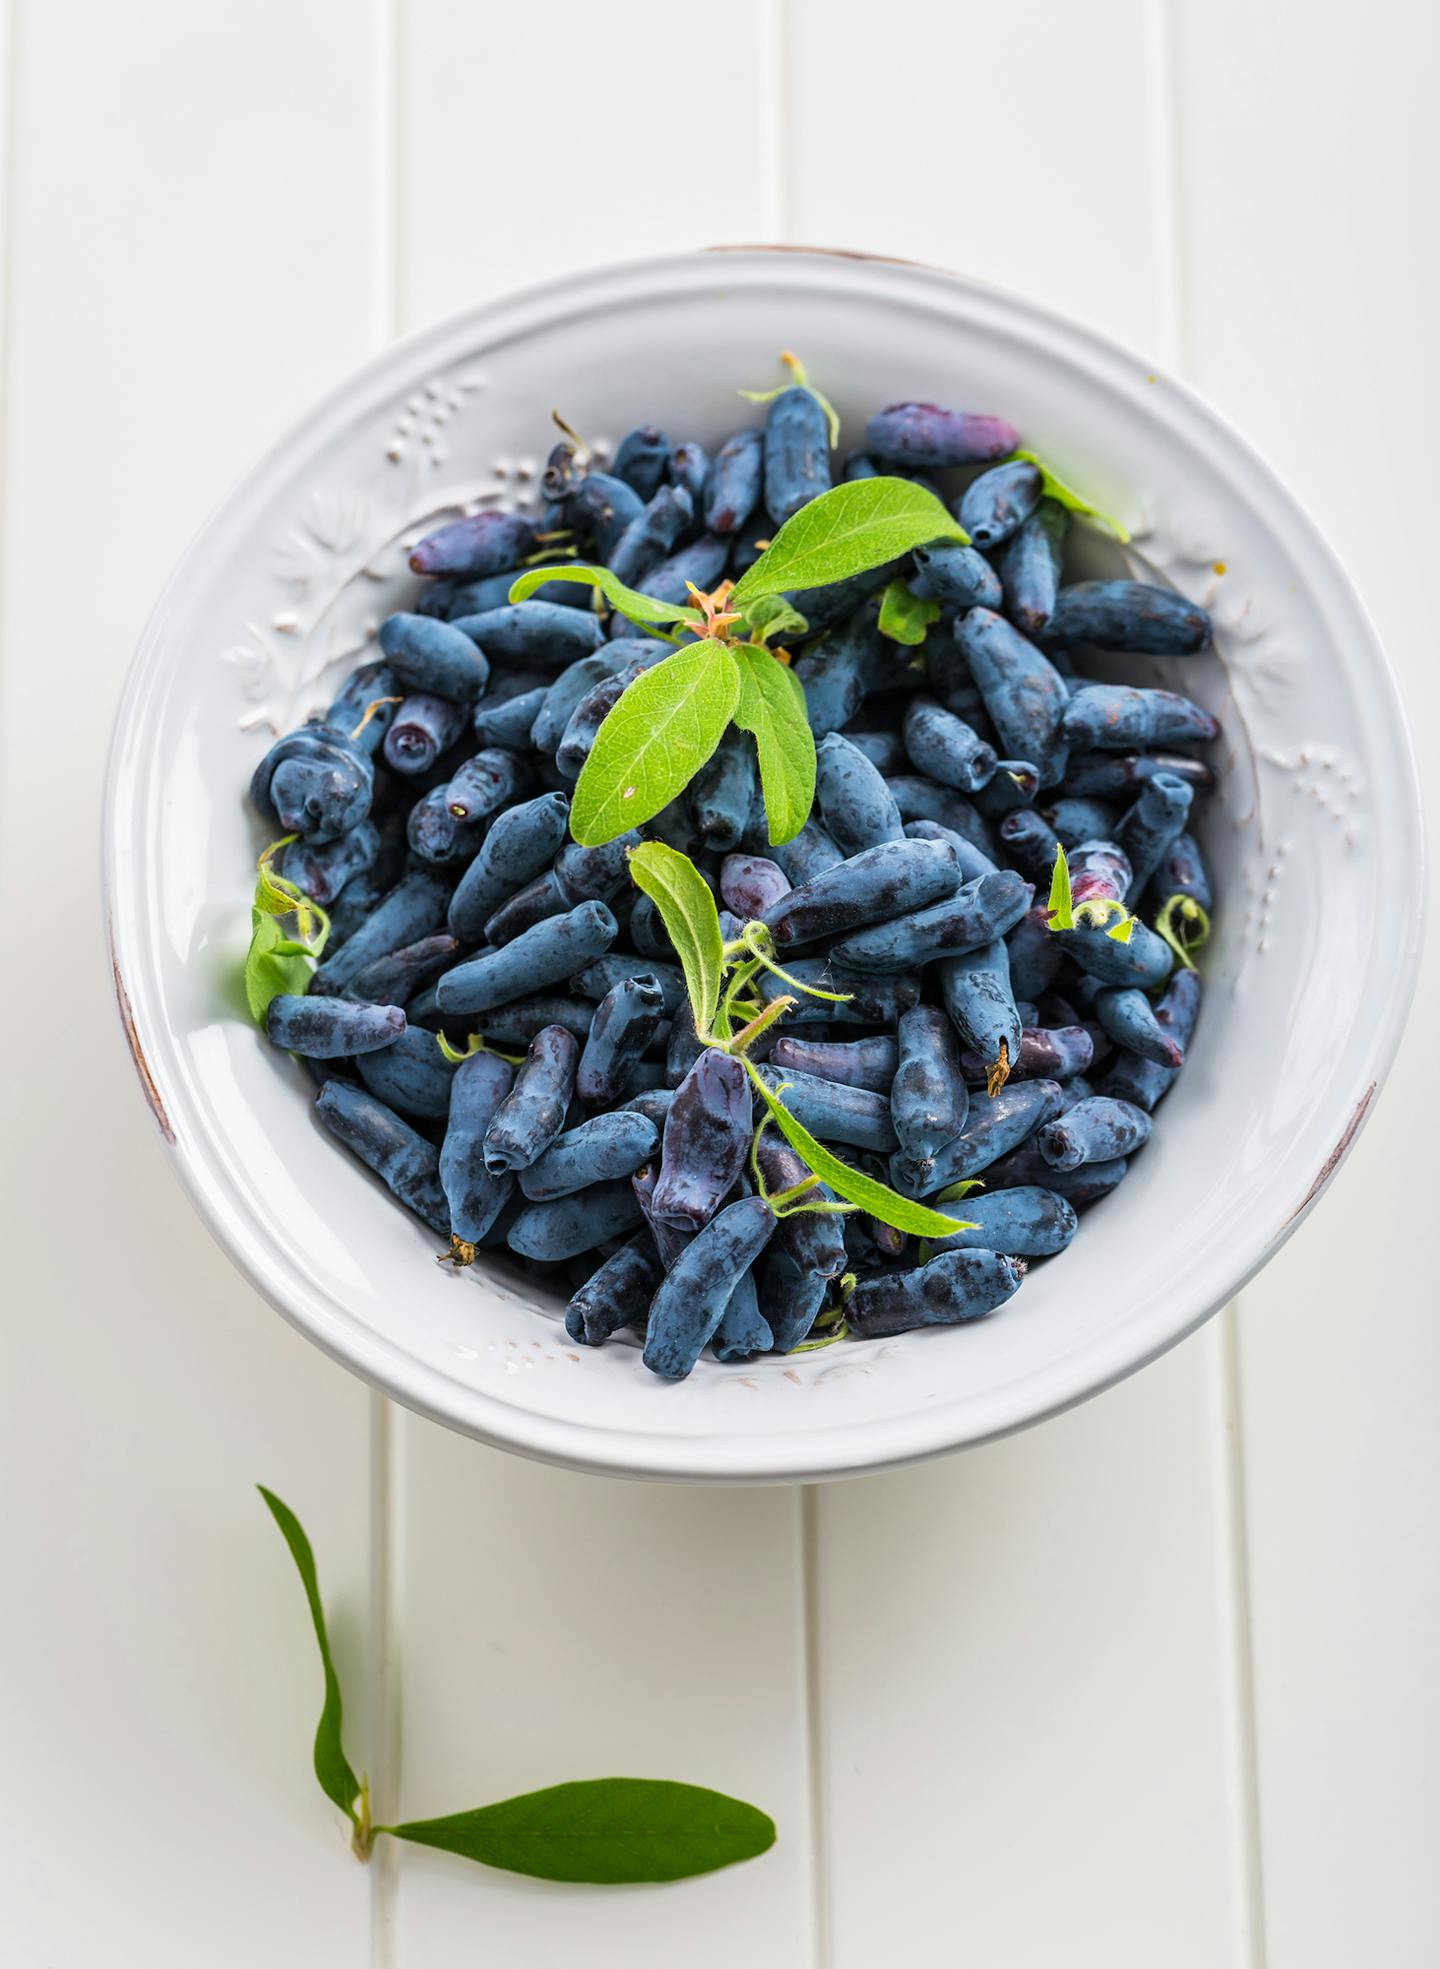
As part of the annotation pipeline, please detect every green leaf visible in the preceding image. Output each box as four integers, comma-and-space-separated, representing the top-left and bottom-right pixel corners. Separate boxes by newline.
741, 594, 810, 646
1074, 897, 1137, 943
747, 1064, 960, 1238
382, 1778, 775, 1885
1044, 844, 1074, 931
935, 1178, 985, 1204
731, 478, 969, 606
507, 563, 704, 636
730, 644, 816, 847
1010, 449, 1131, 543
257, 1486, 362, 1830
244, 840, 330, 1024
877, 579, 942, 646
627, 841, 725, 1040
570, 639, 741, 846
1155, 892, 1211, 970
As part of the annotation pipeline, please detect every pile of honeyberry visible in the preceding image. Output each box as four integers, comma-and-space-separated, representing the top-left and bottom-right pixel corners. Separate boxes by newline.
248, 385, 1217, 1381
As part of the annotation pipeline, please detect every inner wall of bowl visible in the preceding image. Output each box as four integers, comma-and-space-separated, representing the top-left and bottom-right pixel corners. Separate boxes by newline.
134, 257, 1400, 1447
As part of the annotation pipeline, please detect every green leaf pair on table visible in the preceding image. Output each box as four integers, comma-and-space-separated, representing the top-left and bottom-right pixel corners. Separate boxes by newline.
259, 1486, 775, 1885
510, 473, 971, 850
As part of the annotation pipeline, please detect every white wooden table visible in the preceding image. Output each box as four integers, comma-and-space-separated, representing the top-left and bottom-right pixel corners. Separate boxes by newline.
2, 2, 1435, 1961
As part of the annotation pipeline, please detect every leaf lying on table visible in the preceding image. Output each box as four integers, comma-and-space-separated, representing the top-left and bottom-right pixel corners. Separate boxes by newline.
731, 477, 970, 606
730, 642, 816, 847
260, 1487, 779, 1884
569, 638, 740, 845
258, 1486, 362, 1831
381, 1779, 776, 1885
627, 840, 725, 1042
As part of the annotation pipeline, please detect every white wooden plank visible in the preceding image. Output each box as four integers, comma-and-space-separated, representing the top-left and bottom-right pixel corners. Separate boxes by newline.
787, 3, 1256, 1960
784, 0, 1168, 352
388, 1440, 814, 1965
0, 3, 380, 1960
388, 6, 818, 1964
1174, 4, 1440, 1964
399, 0, 783, 329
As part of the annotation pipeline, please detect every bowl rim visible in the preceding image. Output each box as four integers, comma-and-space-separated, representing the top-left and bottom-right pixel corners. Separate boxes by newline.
103, 245, 1427, 1482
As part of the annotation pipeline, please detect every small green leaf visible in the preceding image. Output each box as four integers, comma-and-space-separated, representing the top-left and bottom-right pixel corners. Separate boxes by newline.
382, 1778, 775, 1885
877, 579, 942, 646
741, 594, 810, 646
730, 644, 816, 847
257, 1486, 362, 1830
244, 840, 330, 1024
746, 1065, 960, 1237
507, 563, 704, 636
1045, 844, 1074, 931
1155, 892, 1211, 970
935, 1178, 985, 1204
570, 639, 740, 846
1074, 897, 1137, 942
731, 478, 969, 606
1010, 449, 1131, 543
627, 841, 725, 1040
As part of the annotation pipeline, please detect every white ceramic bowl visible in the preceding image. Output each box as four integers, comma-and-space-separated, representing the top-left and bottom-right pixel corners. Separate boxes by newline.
105, 248, 1424, 1482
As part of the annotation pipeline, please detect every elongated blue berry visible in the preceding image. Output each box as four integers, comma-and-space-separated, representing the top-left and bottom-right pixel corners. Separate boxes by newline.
643, 1195, 776, 1379
315, 1079, 449, 1233
482, 1024, 579, 1174
846, 1248, 1024, 1335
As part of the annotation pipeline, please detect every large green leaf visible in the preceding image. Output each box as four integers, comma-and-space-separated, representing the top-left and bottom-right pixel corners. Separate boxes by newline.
257, 1486, 362, 1829
383, 1778, 776, 1884
627, 840, 725, 1041
570, 639, 741, 846
731, 478, 969, 606
730, 644, 816, 847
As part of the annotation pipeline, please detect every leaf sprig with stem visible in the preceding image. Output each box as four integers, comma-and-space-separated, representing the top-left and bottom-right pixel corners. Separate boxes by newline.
628, 842, 966, 1243
259, 1485, 776, 1885
510, 360, 972, 851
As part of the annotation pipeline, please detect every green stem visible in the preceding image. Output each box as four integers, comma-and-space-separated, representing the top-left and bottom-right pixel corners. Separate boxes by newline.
352, 1774, 374, 1861
726, 994, 795, 1054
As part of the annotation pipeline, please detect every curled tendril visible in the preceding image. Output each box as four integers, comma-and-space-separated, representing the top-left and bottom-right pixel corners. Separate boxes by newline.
738, 350, 842, 448
1155, 893, 1212, 970
1073, 896, 1137, 943
738, 922, 854, 1003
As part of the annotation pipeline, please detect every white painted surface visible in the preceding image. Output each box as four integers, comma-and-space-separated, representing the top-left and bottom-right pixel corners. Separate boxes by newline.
0, 4, 1434, 1966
